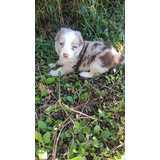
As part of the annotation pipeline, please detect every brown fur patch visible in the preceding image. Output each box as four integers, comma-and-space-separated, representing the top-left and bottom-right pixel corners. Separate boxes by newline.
100, 52, 124, 68
76, 42, 89, 70
87, 55, 97, 65
99, 52, 114, 68
91, 42, 101, 51
103, 41, 112, 48
101, 46, 110, 52
83, 63, 86, 67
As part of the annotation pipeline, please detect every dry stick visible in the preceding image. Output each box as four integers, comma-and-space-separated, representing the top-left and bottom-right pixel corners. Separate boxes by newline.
61, 106, 75, 127
50, 90, 58, 100
52, 104, 83, 160
62, 103, 97, 120
112, 66, 122, 76
111, 142, 124, 152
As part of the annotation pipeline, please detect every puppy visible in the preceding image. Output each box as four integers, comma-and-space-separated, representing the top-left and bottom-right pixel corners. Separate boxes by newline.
49, 28, 125, 78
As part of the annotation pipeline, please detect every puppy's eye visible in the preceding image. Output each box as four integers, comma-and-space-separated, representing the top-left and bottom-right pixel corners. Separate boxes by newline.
59, 42, 64, 46
72, 46, 77, 49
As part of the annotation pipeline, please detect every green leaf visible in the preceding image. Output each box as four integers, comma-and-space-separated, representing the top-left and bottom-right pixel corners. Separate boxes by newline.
54, 120, 63, 127
64, 132, 72, 138
94, 156, 99, 160
82, 127, 90, 134
35, 97, 40, 102
74, 129, 80, 134
69, 141, 77, 158
101, 131, 111, 139
58, 71, 61, 77
45, 77, 55, 84
118, 100, 124, 108
45, 118, 52, 124
94, 125, 100, 134
110, 107, 118, 112
80, 119, 86, 127
92, 137, 99, 148
35, 132, 44, 145
116, 151, 122, 159
81, 93, 89, 99
98, 109, 105, 118
81, 148, 85, 155
41, 89, 47, 97
74, 121, 81, 128
106, 112, 112, 118
70, 157, 85, 160
66, 96, 74, 104
104, 28, 108, 33
43, 131, 50, 144
38, 120, 47, 132
100, 91, 105, 96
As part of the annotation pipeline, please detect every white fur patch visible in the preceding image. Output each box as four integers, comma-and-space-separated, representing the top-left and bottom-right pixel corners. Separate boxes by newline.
61, 31, 76, 59
49, 63, 56, 68
111, 47, 120, 55
80, 72, 94, 78
63, 31, 76, 43
49, 68, 64, 77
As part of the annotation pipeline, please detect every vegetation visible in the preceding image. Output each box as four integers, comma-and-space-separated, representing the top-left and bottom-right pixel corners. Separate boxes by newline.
35, 0, 125, 159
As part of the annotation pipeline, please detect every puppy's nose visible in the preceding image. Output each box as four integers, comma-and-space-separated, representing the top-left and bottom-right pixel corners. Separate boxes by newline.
63, 53, 69, 58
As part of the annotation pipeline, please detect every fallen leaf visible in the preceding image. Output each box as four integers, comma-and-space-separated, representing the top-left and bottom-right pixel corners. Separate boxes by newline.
47, 89, 51, 94
45, 106, 51, 111
46, 94, 51, 102
39, 83, 45, 92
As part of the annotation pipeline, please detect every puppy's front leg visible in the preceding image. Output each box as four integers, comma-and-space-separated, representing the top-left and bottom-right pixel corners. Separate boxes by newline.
49, 65, 74, 77
48, 59, 64, 69
49, 63, 57, 69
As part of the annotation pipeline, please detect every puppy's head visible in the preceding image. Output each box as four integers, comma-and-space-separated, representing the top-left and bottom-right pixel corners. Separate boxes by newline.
55, 28, 84, 59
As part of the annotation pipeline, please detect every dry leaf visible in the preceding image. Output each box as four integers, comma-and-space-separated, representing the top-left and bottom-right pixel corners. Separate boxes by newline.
45, 106, 51, 111
39, 83, 45, 92
47, 89, 51, 94
46, 94, 51, 102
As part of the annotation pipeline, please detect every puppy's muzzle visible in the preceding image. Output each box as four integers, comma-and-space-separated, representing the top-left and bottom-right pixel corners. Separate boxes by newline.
63, 53, 69, 58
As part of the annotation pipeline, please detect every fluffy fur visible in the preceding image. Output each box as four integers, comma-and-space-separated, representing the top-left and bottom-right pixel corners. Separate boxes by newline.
49, 28, 125, 78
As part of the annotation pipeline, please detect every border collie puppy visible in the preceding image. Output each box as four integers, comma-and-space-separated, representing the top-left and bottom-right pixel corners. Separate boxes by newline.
49, 28, 125, 78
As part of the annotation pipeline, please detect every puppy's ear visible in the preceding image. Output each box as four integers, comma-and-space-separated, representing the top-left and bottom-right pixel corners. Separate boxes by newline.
55, 28, 66, 40
75, 31, 84, 45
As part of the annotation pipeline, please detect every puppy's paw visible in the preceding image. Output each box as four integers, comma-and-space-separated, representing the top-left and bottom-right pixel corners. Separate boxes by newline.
80, 72, 93, 78
48, 63, 56, 69
48, 70, 58, 77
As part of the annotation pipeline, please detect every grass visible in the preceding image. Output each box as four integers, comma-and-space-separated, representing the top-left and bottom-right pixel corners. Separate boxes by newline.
35, 0, 125, 159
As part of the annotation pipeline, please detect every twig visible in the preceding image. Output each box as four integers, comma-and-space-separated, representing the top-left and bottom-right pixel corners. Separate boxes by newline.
62, 103, 97, 120
52, 104, 83, 160
111, 141, 124, 152
50, 90, 58, 100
